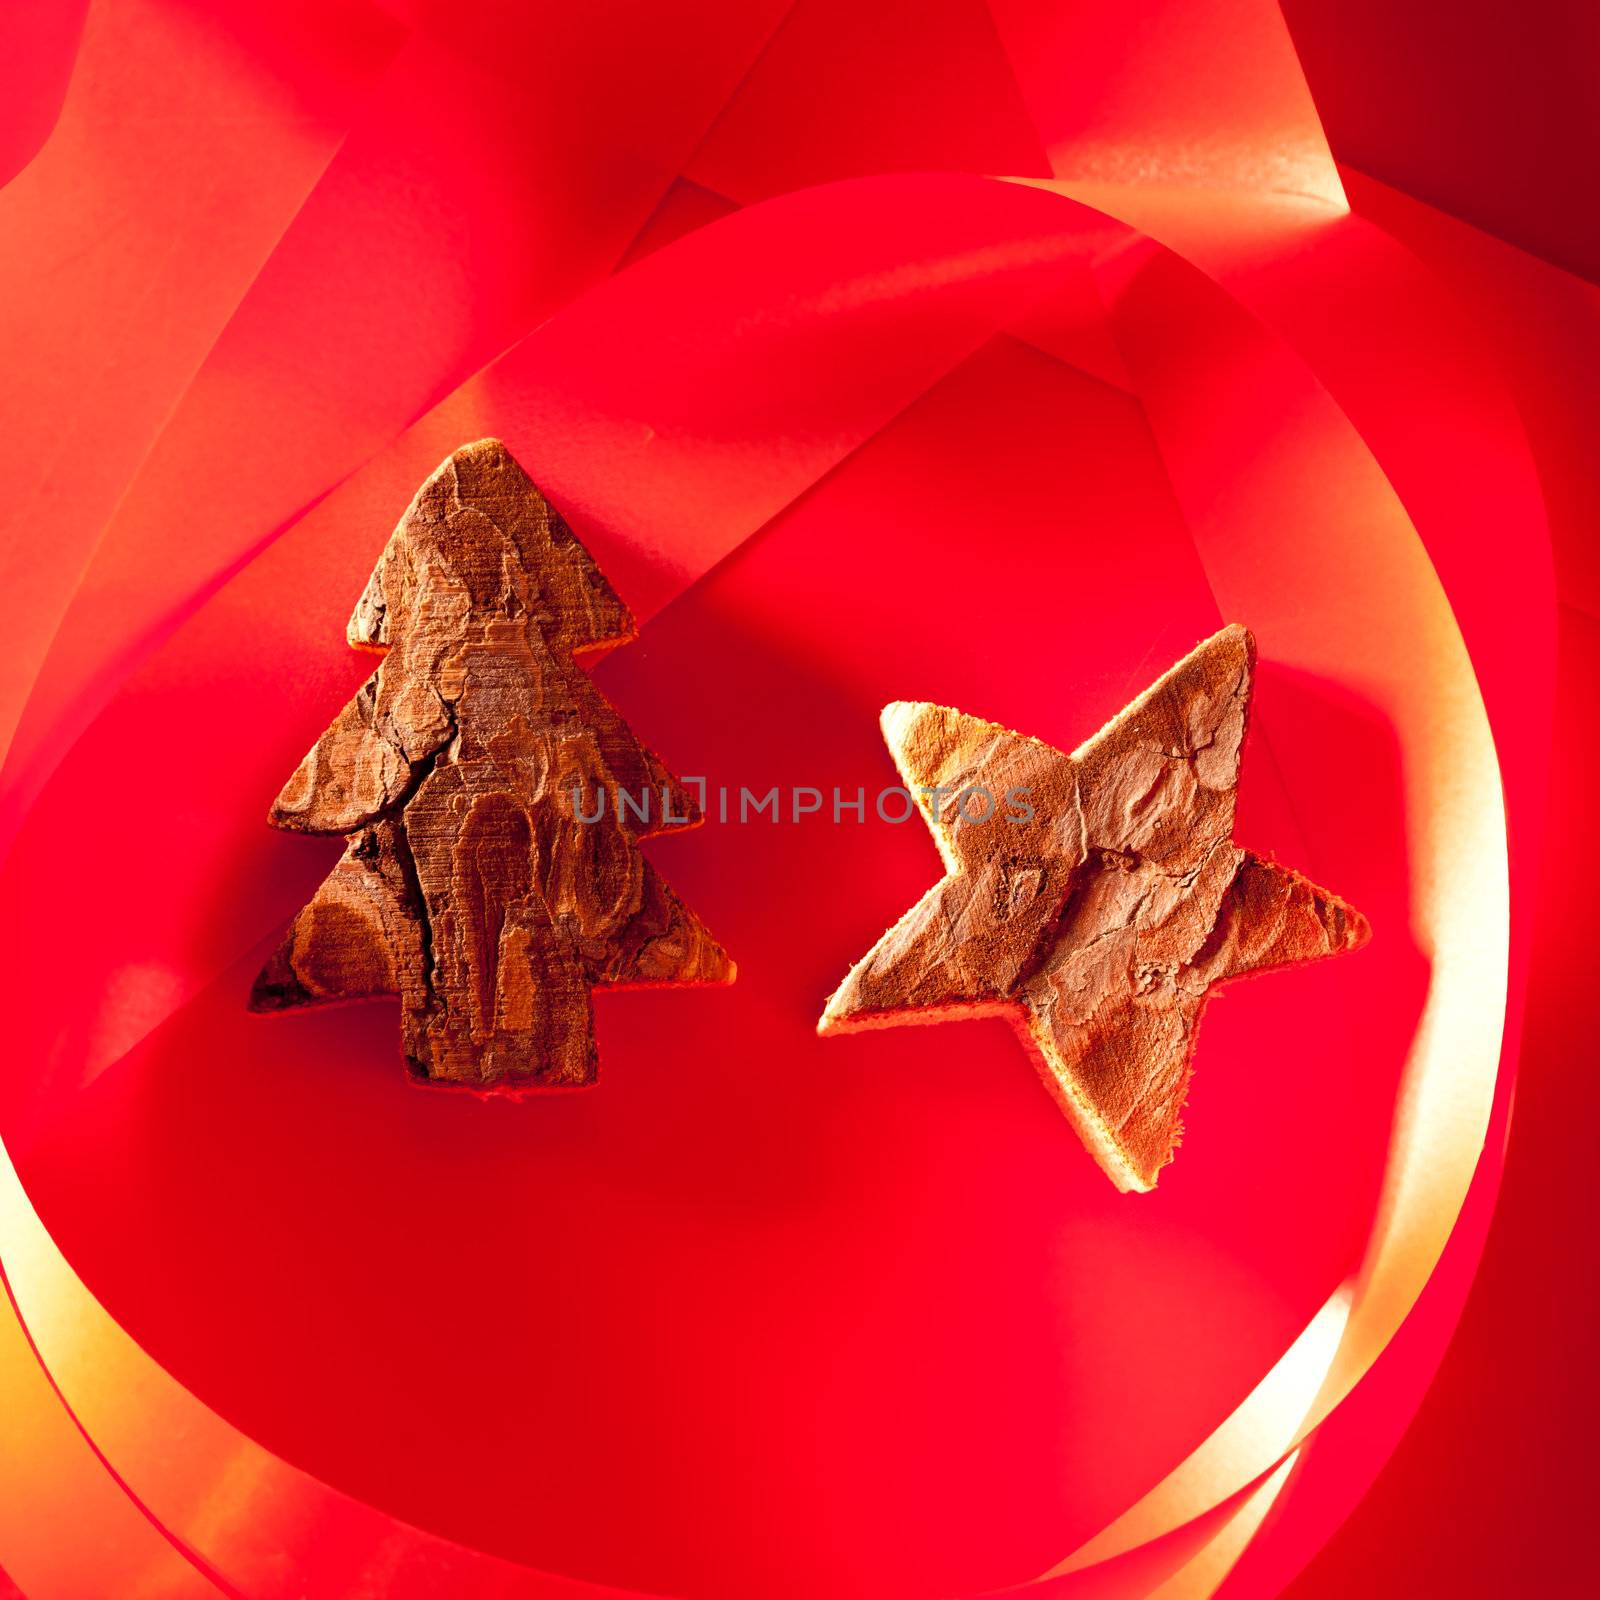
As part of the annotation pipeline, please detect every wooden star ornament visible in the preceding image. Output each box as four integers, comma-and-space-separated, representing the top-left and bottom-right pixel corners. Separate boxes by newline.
818, 626, 1369, 1192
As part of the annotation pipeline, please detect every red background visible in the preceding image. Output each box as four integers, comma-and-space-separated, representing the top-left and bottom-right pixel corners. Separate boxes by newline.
1273, 7, 1600, 1596
1, 2, 1595, 1597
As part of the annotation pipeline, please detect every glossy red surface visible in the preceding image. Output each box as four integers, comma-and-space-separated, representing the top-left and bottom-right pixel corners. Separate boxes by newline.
0, 3, 1587, 1597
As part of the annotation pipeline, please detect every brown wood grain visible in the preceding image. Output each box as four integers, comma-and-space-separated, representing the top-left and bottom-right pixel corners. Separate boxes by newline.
250, 439, 733, 1091
819, 625, 1369, 1192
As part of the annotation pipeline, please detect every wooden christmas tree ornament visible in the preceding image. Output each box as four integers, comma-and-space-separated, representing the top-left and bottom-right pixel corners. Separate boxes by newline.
250, 439, 734, 1092
818, 625, 1369, 1192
